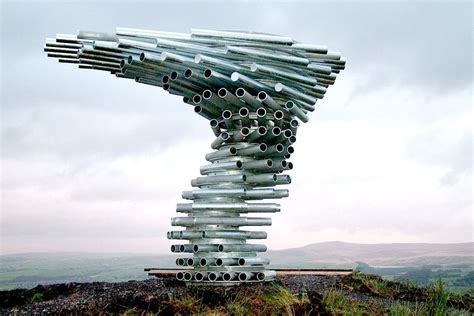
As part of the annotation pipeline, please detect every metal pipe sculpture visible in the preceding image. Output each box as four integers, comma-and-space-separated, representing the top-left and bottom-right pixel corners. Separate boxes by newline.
45, 28, 345, 284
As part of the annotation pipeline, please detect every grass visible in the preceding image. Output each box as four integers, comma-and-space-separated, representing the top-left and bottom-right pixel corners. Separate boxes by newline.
30, 292, 44, 303
425, 279, 449, 316
168, 293, 201, 314
5, 270, 472, 315
352, 271, 404, 299
389, 302, 429, 316
261, 283, 310, 315
225, 291, 251, 315
322, 289, 367, 315
165, 283, 310, 315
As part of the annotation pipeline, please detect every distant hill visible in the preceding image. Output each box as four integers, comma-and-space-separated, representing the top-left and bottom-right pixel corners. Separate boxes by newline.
266, 241, 474, 267
1, 242, 472, 290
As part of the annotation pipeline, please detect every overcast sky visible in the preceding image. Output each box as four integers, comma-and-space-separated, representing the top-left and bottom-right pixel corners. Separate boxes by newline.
1, 0, 472, 254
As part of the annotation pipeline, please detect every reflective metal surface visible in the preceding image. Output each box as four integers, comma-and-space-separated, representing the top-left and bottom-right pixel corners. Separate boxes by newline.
45, 27, 345, 284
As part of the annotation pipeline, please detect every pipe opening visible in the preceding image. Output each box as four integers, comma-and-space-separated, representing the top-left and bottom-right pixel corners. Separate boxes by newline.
222, 110, 232, 119
193, 244, 199, 252
176, 272, 184, 280
272, 174, 278, 181
203, 90, 212, 99
257, 91, 267, 101
274, 110, 284, 119
194, 106, 202, 113
238, 258, 246, 266
179, 231, 184, 238
235, 88, 245, 97
281, 161, 288, 167
170, 245, 176, 252
127, 55, 133, 64
163, 84, 170, 91
273, 127, 281, 135
193, 95, 202, 104
221, 132, 229, 140
242, 175, 247, 181
210, 119, 218, 127
267, 160, 273, 167
259, 144, 267, 151
290, 136, 296, 143
257, 108, 266, 116
161, 75, 169, 84
238, 273, 248, 281
187, 258, 194, 266
229, 147, 237, 154
183, 97, 189, 103
183, 272, 193, 281
200, 258, 207, 266
236, 160, 243, 168
288, 162, 293, 169
208, 273, 218, 281
276, 144, 284, 151
287, 146, 295, 154
203, 69, 212, 78
139, 53, 145, 61
218, 88, 227, 97
258, 126, 267, 134
195, 272, 204, 281
285, 101, 295, 109
170, 71, 178, 80
286, 175, 292, 183
179, 245, 185, 252
215, 258, 223, 266
223, 273, 232, 281
290, 119, 299, 128
120, 60, 126, 68
284, 130, 293, 137
256, 272, 265, 281
239, 107, 249, 116
241, 127, 250, 135
184, 69, 193, 78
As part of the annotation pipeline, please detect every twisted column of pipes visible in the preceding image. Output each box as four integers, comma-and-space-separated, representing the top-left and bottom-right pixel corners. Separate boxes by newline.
44, 28, 345, 284
169, 99, 296, 284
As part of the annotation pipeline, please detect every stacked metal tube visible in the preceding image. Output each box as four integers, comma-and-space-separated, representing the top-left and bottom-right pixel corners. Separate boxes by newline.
45, 28, 345, 284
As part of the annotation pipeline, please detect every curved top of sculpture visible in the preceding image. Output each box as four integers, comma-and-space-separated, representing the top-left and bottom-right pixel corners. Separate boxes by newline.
44, 27, 345, 123
45, 28, 346, 284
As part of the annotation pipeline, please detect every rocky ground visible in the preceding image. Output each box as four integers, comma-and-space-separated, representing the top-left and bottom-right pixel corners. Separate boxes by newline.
1, 273, 472, 315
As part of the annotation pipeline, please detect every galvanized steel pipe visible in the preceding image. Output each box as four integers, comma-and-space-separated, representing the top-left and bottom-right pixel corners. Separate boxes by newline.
45, 27, 345, 285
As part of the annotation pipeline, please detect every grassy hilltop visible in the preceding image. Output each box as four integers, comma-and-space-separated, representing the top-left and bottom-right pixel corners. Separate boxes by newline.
1, 272, 472, 315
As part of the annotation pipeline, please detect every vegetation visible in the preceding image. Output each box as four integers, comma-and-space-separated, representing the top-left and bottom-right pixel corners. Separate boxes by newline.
164, 283, 312, 315
322, 290, 367, 315
30, 292, 43, 303
153, 277, 471, 315
261, 283, 310, 315
356, 261, 474, 293
2, 273, 472, 315
425, 279, 449, 316
389, 302, 429, 316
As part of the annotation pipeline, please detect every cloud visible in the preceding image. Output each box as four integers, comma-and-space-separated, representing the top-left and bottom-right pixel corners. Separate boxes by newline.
404, 113, 472, 186
1, 1, 472, 253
